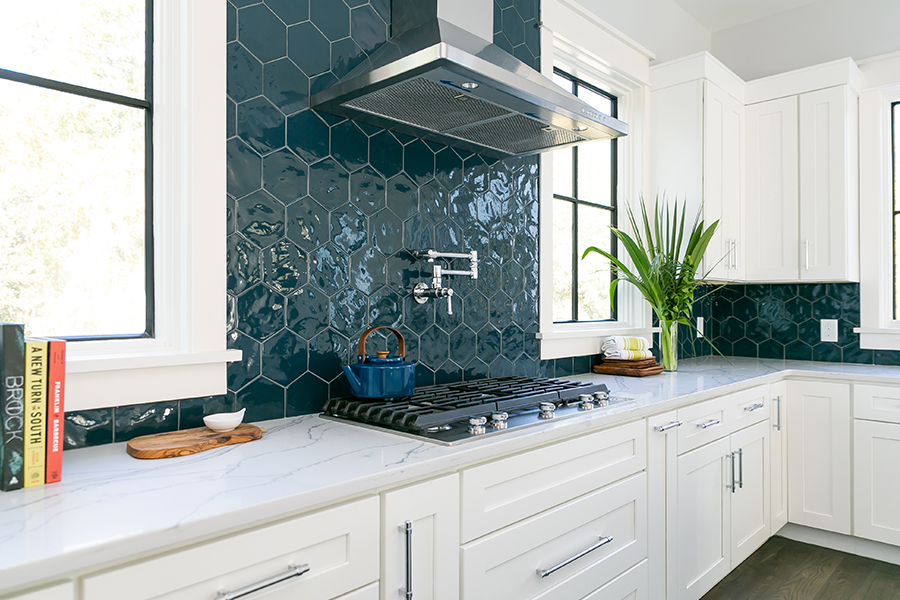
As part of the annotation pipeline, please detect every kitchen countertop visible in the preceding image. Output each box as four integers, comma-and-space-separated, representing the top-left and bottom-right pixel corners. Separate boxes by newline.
2, 356, 900, 593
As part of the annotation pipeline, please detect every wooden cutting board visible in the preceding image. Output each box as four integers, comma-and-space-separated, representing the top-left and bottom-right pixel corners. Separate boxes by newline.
126, 424, 264, 459
592, 358, 664, 377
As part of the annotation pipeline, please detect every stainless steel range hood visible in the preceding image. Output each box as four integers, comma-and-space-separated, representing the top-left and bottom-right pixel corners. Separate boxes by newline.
309, 0, 627, 159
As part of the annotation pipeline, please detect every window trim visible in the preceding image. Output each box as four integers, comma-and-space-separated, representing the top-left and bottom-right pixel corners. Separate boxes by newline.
537, 0, 655, 360
64, 0, 240, 411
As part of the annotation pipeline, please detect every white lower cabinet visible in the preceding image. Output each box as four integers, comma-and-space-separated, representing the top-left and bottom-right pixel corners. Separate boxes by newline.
338, 583, 379, 600
1, 583, 74, 600
786, 381, 851, 534
382, 473, 459, 600
82, 497, 379, 600
854, 419, 900, 546
730, 421, 770, 566
769, 381, 788, 534
582, 560, 649, 600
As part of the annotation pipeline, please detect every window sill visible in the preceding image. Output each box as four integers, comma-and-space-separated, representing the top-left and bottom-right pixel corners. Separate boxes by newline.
67, 349, 242, 373
854, 327, 900, 351
537, 325, 657, 359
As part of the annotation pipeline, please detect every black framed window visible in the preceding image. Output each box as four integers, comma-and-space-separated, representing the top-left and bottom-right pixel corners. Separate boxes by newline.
0, 2, 153, 339
893, 101, 899, 320
551, 69, 618, 323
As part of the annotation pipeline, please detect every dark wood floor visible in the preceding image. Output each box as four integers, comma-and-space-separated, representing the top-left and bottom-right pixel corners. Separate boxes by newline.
701, 536, 900, 600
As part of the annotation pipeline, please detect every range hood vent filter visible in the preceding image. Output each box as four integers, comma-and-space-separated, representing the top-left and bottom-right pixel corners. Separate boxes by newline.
344, 77, 512, 133
452, 114, 587, 155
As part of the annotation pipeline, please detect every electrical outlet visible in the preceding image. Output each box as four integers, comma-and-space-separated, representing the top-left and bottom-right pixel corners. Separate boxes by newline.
697, 317, 705, 338
821, 319, 839, 343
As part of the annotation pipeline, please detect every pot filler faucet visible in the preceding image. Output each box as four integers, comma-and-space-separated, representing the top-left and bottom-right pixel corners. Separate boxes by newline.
410, 249, 478, 315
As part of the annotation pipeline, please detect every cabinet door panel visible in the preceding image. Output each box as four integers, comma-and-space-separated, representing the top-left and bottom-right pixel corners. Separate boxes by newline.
854, 420, 900, 546
677, 437, 730, 600
3, 583, 74, 600
770, 381, 788, 534
730, 421, 769, 567
382, 474, 459, 600
786, 381, 851, 534
744, 97, 799, 281
580, 560, 649, 600
647, 412, 679, 600
854, 384, 900, 424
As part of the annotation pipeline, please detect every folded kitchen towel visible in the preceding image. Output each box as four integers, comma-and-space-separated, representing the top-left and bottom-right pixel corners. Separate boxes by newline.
601, 336, 651, 353
603, 349, 655, 360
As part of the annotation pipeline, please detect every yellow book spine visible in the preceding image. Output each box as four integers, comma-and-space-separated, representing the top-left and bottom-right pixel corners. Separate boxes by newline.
23, 340, 48, 488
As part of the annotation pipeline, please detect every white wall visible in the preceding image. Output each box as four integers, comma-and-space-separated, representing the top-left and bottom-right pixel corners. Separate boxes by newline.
712, 0, 900, 81
576, 0, 710, 64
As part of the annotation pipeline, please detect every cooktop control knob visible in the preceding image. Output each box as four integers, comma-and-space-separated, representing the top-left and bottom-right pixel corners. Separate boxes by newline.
468, 416, 487, 435
594, 391, 610, 407
539, 402, 556, 419
490, 412, 509, 430
578, 394, 594, 411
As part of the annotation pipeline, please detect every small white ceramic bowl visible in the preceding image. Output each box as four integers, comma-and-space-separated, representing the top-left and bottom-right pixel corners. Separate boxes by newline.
203, 408, 246, 433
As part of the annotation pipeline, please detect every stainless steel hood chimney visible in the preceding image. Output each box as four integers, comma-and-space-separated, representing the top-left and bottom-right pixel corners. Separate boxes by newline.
309, 0, 627, 159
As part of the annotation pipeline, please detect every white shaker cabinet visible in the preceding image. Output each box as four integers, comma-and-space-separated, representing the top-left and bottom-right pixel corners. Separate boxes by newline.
1, 583, 74, 600
382, 473, 459, 600
769, 380, 788, 534
786, 381, 852, 534
729, 421, 770, 568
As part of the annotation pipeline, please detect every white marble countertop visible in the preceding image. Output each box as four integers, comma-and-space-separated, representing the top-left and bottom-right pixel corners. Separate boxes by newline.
2, 356, 899, 593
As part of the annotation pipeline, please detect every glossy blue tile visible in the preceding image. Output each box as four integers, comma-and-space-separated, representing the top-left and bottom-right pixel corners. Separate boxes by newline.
435, 295, 463, 333
263, 148, 308, 204
523, 17, 540, 58
369, 287, 402, 327
465, 291, 490, 331
114, 402, 178, 442
311, 71, 340, 96
420, 326, 450, 366
494, 33, 514, 56
573, 356, 592, 374
784, 340, 813, 361
435, 361, 464, 385
287, 110, 330, 164
309, 158, 350, 209
329, 287, 368, 337
266, 0, 309, 25
501, 324, 524, 360
64, 410, 113, 449
237, 285, 286, 341
465, 358, 490, 381
309, 328, 351, 381
476, 326, 501, 364
310, 0, 350, 41
331, 37, 366, 80
349, 166, 385, 216
179, 396, 233, 430
770, 319, 798, 345
502, 261, 524, 298
370, 0, 390, 22
351, 247, 386, 294
490, 356, 514, 377
227, 138, 262, 198
812, 296, 842, 320
387, 173, 419, 219
287, 286, 330, 339
512, 43, 536, 67
523, 330, 540, 359
513, 231, 536, 266
387, 252, 419, 293
434, 148, 463, 190
449, 326, 477, 367
331, 204, 368, 254
435, 221, 463, 252
370, 131, 404, 179
262, 329, 308, 385
489, 162, 514, 201
403, 294, 435, 331
404, 140, 435, 186
842, 343, 873, 364
287, 22, 331, 76
227, 234, 261, 295
447, 187, 477, 231
237, 96, 286, 155
351, 5, 388, 54
813, 342, 842, 362
239, 4, 287, 63
228, 2, 237, 42
310, 243, 350, 294
287, 372, 329, 415
227, 293, 238, 333
263, 240, 308, 295
227, 98, 237, 138
264, 58, 309, 115
235, 377, 286, 422
227, 42, 263, 103
369, 209, 403, 255
228, 330, 262, 391
237, 189, 286, 247
331, 120, 369, 172
415, 363, 436, 387
286, 196, 329, 251
479, 259, 502, 298
397, 326, 420, 362
403, 214, 434, 251
490, 291, 513, 329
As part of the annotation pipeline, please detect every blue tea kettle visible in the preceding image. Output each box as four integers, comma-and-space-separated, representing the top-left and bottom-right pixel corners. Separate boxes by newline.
342, 326, 416, 399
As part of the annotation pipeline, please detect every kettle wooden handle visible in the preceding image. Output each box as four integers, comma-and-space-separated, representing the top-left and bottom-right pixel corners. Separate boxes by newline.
357, 326, 405, 360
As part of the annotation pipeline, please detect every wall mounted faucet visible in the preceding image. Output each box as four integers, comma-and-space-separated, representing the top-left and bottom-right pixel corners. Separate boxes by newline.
410, 249, 478, 315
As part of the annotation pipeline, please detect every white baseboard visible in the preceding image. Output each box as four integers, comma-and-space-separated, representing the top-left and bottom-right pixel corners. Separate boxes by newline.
776, 523, 900, 566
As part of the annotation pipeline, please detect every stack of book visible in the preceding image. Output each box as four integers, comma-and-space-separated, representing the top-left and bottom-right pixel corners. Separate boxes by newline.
0, 323, 66, 491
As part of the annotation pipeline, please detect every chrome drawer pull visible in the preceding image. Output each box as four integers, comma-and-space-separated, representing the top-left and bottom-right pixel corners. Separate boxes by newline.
727, 451, 736, 492
737, 448, 744, 489
401, 520, 413, 599
536, 535, 614, 578
216, 564, 310, 600
774, 396, 782, 431
697, 418, 721, 429
656, 420, 683, 433
744, 403, 765, 412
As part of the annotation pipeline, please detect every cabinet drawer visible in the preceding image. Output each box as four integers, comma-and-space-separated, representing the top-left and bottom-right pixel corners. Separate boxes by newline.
1, 583, 74, 600
82, 497, 379, 600
461, 473, 647, 600
337, 583, 379, 600
461, 420, 646, 543
581, 560, 648, 600
854, 384, 900, 424
677, 396, 731, 454
731, 385, 770, 430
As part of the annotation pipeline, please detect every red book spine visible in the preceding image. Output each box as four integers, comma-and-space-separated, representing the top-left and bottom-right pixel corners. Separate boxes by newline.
45, 340, 65, 484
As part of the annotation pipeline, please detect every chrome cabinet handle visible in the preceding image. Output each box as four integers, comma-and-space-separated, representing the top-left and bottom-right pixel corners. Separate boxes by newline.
737, 448, 744, 489
656, 420, 683, 432
698, 418, 721, 429
727, 451, 736, 493
744, 403, 765, 412
805, 239, 810, 271
401, 521, 413, 599
536, 535, 614, 578
731, 239, 737, 269
774, 396, 782, 431
216, 564, 310, 600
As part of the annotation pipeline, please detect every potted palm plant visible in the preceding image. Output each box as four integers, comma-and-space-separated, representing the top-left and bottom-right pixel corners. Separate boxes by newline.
582, 195, 718, 371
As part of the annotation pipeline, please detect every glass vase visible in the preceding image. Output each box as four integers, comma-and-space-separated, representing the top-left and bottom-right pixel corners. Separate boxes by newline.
660, 320, 678, 371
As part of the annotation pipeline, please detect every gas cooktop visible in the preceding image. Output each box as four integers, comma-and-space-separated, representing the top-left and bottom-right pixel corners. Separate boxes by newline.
321, 376, 628, 445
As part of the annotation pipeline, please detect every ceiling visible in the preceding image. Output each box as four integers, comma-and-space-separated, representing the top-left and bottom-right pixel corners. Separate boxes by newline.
671, 0, 821, 31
